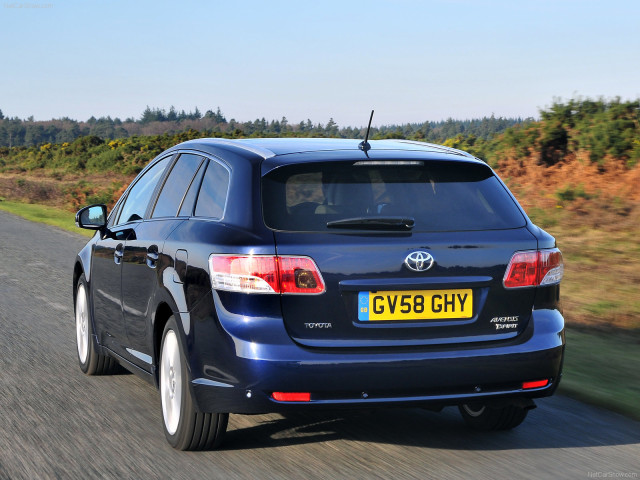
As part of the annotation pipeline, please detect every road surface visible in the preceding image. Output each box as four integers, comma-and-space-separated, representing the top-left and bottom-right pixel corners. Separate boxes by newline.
0, 209, 638, 479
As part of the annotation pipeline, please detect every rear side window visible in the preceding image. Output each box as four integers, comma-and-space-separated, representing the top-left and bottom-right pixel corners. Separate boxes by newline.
194, 160, 230, 219
117, 156, 171, 224
262, 161, 526, 232
152, 153, 204, 218
177, 160, 206, 217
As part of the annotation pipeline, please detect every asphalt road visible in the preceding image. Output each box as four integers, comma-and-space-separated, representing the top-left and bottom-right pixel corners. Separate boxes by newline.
0, 209, 638, 480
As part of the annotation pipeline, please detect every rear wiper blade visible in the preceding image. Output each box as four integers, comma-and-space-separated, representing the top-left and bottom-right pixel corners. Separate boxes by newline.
326, 216, 415, 230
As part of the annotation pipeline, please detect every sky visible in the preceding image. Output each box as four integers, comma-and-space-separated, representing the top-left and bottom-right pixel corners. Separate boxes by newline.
1, 0, 639, 127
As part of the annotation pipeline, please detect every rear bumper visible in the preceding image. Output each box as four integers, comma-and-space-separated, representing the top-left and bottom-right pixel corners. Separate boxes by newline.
188, 306, 565, 414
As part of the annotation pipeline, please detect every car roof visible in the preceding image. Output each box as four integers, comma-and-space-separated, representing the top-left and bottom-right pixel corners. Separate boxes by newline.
238, 138, 475, 158
176, 137, 474, 157
172, 138, 485, 173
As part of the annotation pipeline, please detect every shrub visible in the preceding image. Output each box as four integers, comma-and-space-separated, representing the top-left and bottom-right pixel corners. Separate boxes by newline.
556, 184, 590, 203
539, 121, 568, 165
86, 148, 124, 171
71, 135, 103, 154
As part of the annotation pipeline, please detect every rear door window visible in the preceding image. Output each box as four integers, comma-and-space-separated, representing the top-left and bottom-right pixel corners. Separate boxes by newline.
151, 153, 204, 218
262, 161, 526, 232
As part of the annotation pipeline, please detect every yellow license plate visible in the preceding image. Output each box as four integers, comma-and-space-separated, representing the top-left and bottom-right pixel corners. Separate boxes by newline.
358, 289, 473, 321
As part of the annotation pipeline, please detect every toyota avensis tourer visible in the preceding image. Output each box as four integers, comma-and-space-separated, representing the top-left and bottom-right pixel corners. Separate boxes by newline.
73, 138, 565, 450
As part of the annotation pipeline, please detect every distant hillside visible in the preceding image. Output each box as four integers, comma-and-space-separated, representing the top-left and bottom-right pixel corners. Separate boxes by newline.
0, 98, 638, 211
0, 105, 529, 148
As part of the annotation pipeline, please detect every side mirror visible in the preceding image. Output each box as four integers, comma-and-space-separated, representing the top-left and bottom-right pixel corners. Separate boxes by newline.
76, 204, 108, 230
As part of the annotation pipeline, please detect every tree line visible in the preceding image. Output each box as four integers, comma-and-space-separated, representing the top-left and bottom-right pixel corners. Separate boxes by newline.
1, 98, 637, 174
0, 105, 529, 148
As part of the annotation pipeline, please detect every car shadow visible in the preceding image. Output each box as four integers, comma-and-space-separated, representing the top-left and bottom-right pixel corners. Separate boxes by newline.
221, 396, 640, 451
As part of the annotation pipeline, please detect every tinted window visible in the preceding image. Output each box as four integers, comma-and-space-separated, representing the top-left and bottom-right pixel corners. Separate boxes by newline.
262, 161, 526, 232
117, 156, 171, 224
194, 160, 230, 219
152, 154, 204, 218
178, 160, 206, 217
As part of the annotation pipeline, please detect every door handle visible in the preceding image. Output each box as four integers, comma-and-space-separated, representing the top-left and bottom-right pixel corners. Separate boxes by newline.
146, 246, 159, 269
114, 244, 124, 264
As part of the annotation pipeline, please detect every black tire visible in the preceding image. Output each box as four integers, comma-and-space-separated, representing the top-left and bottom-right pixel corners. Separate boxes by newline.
160, 317, 228, 451
458, 403, 529, 431
75, 274, 119, 375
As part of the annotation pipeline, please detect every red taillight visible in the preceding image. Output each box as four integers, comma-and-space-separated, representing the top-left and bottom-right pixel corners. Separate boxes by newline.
503, 248, 564, 289
278, 256, 325, 294
209, 255, 279, 293
272, 392, 311, 402
522, 379, 549, 390
209, 254, 325, 294
503, 251, 538, 288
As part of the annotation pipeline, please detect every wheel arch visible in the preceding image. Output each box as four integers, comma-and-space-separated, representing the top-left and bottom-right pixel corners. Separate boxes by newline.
73, 260, 84, 307
73, 236, 96, 304
153, 301, 175, 386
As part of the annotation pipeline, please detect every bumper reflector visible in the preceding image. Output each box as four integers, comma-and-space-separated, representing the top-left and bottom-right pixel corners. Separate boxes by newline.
272, 392, 311, 402
522, 379, 549, 390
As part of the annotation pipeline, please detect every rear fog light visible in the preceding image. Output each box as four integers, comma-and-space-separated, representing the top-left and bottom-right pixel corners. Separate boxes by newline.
522, 379, 549, 390
271, 392, 311, 402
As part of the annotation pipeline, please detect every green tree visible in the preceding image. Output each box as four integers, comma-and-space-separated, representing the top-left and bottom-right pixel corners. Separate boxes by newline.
167, 106, 177, 122
326, 118, 338, 136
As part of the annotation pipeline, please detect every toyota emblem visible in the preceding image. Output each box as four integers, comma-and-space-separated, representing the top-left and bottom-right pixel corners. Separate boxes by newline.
404, 251, 434, 272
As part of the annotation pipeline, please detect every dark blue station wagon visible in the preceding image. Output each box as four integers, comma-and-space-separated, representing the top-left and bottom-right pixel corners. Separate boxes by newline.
73, 138, 565, 450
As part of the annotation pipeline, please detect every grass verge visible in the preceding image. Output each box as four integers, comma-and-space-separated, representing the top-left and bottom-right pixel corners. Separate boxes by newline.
559, 328, 640, 420
0, 199, 93, 237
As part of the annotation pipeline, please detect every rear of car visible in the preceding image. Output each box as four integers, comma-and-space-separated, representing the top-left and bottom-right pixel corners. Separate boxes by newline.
196, 142, 564, 420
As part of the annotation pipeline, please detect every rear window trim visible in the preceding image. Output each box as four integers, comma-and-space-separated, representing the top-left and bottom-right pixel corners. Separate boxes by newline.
150, 153, 206, 219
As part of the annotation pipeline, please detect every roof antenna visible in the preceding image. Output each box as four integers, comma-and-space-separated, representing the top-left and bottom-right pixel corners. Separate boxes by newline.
358, 110, 374, 152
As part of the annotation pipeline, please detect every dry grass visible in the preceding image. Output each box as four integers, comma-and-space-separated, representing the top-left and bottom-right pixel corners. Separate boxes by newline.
0, 172, 133, 211
557, 224, 640, 330
501, 155, 640, 331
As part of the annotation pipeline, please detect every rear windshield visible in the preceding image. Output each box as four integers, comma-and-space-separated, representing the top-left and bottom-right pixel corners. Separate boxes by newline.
262, 161, 526, 232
